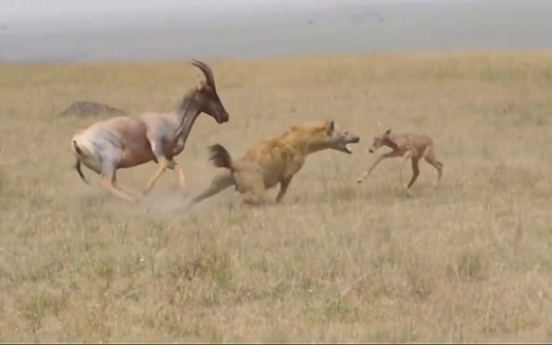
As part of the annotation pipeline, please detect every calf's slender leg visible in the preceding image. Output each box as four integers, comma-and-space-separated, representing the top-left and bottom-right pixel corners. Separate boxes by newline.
407, 157, 421, 189
357, 151, 401, 184
399, 151, 413, 195
423, 144, 443, 189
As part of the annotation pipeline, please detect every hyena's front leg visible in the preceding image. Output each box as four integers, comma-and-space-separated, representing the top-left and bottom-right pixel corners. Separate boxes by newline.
275, 176, 293, 203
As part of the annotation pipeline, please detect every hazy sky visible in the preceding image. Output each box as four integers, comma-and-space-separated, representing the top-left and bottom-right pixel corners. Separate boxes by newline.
1, 0, 546, 63
2, 0, 297, 20
0, 0, 480, 22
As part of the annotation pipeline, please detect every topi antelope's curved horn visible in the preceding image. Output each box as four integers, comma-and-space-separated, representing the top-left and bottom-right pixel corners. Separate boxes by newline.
377, 121, 382, 131
191, 59, 216, 90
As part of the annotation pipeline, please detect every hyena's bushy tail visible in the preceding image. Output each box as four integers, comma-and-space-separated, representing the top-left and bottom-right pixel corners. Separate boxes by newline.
208, 144, 235, 171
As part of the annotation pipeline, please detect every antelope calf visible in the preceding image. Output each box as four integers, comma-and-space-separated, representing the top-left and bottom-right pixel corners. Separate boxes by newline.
71, 59, 230, 202
356, 127, 443, 195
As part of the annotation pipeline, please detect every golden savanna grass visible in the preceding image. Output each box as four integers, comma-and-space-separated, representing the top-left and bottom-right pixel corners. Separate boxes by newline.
1, 51, 552, 343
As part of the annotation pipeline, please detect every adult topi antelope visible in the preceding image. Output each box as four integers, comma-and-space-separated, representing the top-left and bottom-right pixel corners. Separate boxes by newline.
71, 59, 230, 202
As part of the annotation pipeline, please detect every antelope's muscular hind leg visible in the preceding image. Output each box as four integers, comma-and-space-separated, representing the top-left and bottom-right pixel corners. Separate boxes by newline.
99, 177, 137, 202
99, 157, 138, 203
113, 174, 141, 200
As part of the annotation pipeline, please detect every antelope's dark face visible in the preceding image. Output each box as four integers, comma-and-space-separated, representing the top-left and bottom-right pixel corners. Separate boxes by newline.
190, 59, 230, 124
196, 83, 229, 124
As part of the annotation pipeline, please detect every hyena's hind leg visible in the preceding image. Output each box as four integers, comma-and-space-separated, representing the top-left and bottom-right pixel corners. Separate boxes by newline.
187, 170, 236, 207
423, 144, 443, 188
234, 164, 266, 205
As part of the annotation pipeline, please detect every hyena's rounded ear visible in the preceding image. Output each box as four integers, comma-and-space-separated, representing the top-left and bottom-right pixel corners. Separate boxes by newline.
326, 120, 335, 135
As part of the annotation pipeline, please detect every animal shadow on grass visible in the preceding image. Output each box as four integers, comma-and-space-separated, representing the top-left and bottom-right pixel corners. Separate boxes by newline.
303, 179, 412, 204
358, 182, 431, 203
74, 187, 191, 218
75, 189, 118, 209
139, 189, 192, 215
303, 184, 363, 204
73, 182, 255, 219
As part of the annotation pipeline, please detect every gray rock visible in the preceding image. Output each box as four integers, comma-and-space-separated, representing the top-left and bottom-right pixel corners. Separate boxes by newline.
58, 101, 127, 118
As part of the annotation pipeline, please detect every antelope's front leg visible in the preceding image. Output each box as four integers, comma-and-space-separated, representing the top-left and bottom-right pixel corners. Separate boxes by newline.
143, 139, 173, 195
166, 159, 187, 193
144, 156, 170, 195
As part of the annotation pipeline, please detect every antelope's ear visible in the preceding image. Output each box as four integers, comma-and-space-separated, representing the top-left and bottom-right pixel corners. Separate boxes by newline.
198, 79, 208, 89
326, 120, 335, 135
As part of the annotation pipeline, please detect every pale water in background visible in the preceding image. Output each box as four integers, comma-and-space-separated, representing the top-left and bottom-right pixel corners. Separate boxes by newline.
0, 0, 551, 63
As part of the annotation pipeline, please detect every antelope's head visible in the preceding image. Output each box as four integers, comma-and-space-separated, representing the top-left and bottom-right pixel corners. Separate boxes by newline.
190, 59, 229, 124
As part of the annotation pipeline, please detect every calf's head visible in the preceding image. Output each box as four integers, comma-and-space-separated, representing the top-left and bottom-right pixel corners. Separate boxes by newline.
369, 129, 394, 153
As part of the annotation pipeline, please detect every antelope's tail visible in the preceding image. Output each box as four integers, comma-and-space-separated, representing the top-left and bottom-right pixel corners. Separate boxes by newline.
72, 140, 89, 184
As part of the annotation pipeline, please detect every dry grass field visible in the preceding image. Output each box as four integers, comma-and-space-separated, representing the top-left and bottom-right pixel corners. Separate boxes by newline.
1, 51, 552, 343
